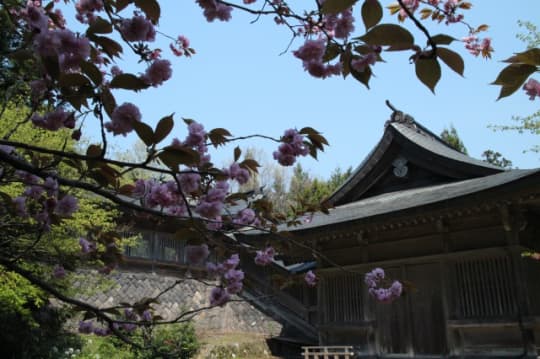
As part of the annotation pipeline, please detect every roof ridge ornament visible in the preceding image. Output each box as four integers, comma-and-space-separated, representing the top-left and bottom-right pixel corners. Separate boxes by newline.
385, 100, 416, 128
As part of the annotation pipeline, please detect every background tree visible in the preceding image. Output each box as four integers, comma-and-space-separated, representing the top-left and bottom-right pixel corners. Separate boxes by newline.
0, 104, 119, 357
440, 125, 469, 154
481, 150, 513, 169
440, 124, 514, 168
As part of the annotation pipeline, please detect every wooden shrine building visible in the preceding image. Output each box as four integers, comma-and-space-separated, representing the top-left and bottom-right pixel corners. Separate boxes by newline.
249, 111, 540, 358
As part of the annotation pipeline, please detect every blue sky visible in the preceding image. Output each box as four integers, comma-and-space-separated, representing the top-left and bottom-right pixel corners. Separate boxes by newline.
85, 1, 540, 179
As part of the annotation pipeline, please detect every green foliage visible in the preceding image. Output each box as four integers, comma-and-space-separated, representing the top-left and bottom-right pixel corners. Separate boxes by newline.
286, 164, 352, 215
0, 280, 83, 359
76, 336, 134, 359
0, 103, 120, 356
440, 125, 468, 154
517, 20, 540, 49
481, 150, 513, 169
136, 322, 200, 359
0, 269, 45, 322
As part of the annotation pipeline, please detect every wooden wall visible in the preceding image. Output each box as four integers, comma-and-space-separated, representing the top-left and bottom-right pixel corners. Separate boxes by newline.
314, 208, 540, 358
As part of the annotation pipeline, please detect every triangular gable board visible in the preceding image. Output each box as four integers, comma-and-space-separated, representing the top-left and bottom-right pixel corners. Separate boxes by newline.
327, 112, 503, 206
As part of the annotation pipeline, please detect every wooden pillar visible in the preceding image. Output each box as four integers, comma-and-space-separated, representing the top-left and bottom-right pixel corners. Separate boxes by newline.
500, 203, 536, 357
437, 218, 456, 357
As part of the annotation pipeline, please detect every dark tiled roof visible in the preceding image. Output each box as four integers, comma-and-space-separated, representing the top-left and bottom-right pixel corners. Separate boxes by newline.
391, 122, 502, 170
327, 115, 502, 205
281, 169, 540, 232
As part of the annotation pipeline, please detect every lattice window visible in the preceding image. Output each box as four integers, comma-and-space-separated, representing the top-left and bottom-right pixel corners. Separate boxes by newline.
321, 272, 364, 324
452, 256, 517, 318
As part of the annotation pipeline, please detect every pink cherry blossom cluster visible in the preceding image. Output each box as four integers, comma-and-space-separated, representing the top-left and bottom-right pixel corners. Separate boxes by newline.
233, 208, 260, 228
171, 121, 210, 164
462, 35, 492, 58
523, 78, 540, 100
52, 265, 66, 279
351, 51, 378, 73
227, 162, 250, 185
398, 0, 464, 24
75, 0, 104, 24
254, 246, 275, 266
195, 181, 228, 226
273, 128, 310, 166
365, 267, 402, 303
133, 178, 187, 216
170, 35, 195, 57
196, 0, 233, 22
186, 244, 210, 266
304, 270, 317, 287
206, 253, 244, 306
78, 308, 150, 336
124, 120, 260, 230
79, 237, 97, 253
23, 2, 90, 72
323, 7, 355, 39
293, 38, 341, 79
31, 108, 75, 132
398, 0, 420, 19
104, 102, 142, 136
78, 237, 118, 274
141, 59, 172, 87
12, 172, 78, 231
442, 0, 464, 24
119, 14, 156, 42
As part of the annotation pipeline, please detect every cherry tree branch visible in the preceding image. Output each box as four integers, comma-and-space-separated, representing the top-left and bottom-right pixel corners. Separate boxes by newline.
397, 0, 437, 57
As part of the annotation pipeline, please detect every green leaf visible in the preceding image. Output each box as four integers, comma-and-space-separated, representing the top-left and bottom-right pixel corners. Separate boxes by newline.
59, 73, 91, 88
361, 0, 382, 30
118, 184, 135, 195
234, 146, 241, 162
90, 35, 123, 59
158, 146, 200, 169
80, 61, 103, 86
323, 42, 342, 62
431, 34, 456, 45
110, 74, 149, 91
86, 17, 112, 35
492, 63, 537, 100
350, 63, 372, 89
359, 24, 414, 47
299, 127, 320, 135
340, 50, 352, 78
503, 48, 540, 66
116, 0, 132, 11
86, 144, 102, 158
154, 114, 174, 144
437, 47, 464, 76
101, 88, 116, 118
321, 0, 358, 14
132, 121, 155, 146
208, 128, 232, 147
415, 58, 441, 93
134, 0, 160, 24
42, 56, 60, 80
240, 159, 260, 174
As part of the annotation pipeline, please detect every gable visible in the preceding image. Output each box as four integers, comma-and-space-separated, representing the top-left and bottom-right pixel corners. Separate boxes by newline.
326, 112, 503, 206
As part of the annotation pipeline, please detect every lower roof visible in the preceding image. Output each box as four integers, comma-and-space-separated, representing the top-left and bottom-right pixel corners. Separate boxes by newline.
277, 169, 540, 232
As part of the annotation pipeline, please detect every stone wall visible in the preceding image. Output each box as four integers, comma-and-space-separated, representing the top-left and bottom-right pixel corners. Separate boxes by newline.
73, 269, 282, 336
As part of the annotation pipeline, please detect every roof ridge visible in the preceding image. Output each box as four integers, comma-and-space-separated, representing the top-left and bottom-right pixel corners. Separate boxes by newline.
387, 110, 466, 154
